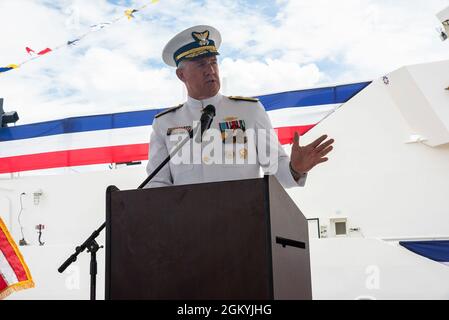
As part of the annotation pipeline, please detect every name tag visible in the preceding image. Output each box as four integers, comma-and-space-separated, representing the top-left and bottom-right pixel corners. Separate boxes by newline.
167, 126, 192, 136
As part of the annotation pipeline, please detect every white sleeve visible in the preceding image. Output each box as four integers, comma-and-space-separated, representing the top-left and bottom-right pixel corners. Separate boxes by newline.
144, 118, 173, 188
254, 102, 307, 188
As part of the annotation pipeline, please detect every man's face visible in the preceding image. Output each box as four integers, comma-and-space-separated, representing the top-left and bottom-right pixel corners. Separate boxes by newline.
176, 55, 221, 99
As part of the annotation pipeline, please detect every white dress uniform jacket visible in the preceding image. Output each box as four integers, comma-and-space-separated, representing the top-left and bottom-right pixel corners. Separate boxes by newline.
145, 92, 307, 188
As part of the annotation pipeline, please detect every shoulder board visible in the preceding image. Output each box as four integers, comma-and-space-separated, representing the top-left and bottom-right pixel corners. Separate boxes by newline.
228, 96, 259, 102
155, 104, 183, 118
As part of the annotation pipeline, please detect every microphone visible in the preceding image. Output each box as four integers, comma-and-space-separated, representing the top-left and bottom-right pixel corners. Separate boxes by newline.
139, 104, 215, 189
196, 104, 216, 143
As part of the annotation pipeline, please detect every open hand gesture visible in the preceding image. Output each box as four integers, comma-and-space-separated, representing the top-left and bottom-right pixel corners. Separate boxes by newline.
290, 132, 334, 174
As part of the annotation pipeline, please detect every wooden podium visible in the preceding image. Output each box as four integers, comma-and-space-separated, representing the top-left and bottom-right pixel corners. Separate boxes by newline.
105, 176, 312, 300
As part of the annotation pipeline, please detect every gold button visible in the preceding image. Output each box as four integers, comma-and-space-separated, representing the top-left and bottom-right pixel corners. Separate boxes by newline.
239, 148, 248, 159
225, 151, 234, 159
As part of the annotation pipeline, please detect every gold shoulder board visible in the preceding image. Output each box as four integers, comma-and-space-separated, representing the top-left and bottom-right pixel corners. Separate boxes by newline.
155, 104, 183, 118
228, 96, 259, 102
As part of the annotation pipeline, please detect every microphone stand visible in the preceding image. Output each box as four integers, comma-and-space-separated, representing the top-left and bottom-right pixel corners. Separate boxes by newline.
57, 223, 105, 300
58, 127, 197, 300
138, 129, 194, 188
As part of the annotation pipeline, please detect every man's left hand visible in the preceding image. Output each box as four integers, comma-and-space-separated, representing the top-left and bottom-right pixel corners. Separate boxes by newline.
290, 132, 334, 174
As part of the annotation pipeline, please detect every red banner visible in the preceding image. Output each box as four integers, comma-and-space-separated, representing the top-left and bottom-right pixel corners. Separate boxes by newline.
0, 218, 34, 299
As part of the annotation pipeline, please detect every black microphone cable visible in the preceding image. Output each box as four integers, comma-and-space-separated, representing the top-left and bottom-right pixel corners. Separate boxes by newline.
18, 192, 29, 246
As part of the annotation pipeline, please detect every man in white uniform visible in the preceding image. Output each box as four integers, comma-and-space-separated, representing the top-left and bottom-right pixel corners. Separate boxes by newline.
146, 25, 334, 188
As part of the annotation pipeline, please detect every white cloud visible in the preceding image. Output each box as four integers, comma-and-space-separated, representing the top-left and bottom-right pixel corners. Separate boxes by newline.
0, 0, 447, 124
253, 0, 449, 81
0, 0, 185, 123
220, 58, 323, 96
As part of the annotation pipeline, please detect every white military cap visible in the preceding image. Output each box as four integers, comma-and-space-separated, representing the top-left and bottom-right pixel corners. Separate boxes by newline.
162, 25, 222, 67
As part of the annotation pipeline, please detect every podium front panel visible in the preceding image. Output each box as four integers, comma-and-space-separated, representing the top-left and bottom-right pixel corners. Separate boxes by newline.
106, 178, 273, 300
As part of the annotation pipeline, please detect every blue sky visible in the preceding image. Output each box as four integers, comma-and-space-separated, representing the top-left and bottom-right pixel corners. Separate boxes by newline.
0, 0, 448, 124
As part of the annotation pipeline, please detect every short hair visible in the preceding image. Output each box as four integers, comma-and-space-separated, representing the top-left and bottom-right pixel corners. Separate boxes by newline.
177, 60, 187, 70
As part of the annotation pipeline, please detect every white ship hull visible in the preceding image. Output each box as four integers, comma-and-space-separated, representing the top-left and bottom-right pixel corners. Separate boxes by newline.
1, 60, 449, 299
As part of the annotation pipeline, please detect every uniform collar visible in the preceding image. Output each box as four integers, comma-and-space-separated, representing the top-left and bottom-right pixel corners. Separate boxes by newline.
186, 92, 223, 109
